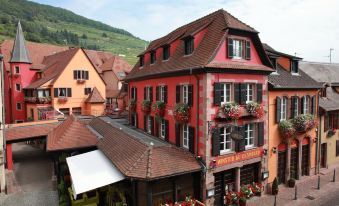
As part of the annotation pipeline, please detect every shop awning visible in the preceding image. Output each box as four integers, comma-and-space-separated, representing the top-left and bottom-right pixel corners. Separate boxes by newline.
66, 150, 125, 199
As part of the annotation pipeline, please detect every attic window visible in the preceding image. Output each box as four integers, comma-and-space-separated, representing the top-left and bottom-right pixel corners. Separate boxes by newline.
291, 60, 299, 74
184, 37, 194, 55
139, 56, 144, 67
227, 38, 251, 60
163, 45, 170, 60
270, 57, 277, 71
150, 51, 156, 64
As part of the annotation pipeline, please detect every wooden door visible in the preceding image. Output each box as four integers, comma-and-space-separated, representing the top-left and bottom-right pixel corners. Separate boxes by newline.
278, 150, 287, 184
290, 148, 299, 179
321, 143, 327, 168
214, 169, 235, 206
302, 144, 309, 176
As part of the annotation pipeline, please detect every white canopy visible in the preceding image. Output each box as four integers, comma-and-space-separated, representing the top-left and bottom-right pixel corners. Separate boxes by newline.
66, 150, 125, 199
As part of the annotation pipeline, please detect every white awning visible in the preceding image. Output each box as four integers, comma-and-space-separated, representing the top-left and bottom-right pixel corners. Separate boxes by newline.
66, 150, 125, 199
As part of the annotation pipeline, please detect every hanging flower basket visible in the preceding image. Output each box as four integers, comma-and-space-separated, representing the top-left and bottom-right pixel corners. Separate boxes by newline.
327, 129, 337, 138
141, 100, 151, 113
279, 120, 296, 139
128, 99, 136, 112
152, 101, 166, 117
173, 103, 190, 123
222, 102, 241, 120
292, 114, 317, 133
246, 102, 264, 119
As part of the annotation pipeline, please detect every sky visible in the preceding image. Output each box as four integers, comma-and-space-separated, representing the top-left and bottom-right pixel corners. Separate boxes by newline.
31, 0, 339, 63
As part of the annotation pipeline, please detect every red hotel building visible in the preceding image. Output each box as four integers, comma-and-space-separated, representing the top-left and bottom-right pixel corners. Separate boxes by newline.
125, 9, 274, 205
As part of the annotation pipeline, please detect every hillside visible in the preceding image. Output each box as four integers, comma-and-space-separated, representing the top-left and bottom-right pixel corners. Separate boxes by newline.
0, 0, 147, 64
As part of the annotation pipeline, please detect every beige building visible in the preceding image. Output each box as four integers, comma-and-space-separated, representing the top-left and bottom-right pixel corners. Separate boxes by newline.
0, 54, 5, 192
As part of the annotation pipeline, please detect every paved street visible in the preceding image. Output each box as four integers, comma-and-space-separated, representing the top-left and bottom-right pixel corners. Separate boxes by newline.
0, 142, 58, 206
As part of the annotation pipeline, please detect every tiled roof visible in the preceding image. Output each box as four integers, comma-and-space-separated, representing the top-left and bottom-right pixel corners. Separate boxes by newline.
262, 43, 302, 60
47, 115, 98, 151
268, 64, 322, 89
299, 61, 339, 84
84, 49, 115, 74
319, 87, 339, 111
126, 9, 272, 81
5, 122, 60, 142
86, 87, 106, 103
100, 56, 132, 79
89, 117, 201, 180
106, 89, 120, 98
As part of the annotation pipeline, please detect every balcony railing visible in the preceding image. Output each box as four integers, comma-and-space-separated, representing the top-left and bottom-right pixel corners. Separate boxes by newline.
24, 97, 52, 104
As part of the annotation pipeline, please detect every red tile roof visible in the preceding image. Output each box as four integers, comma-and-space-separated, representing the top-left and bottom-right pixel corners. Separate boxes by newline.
100, 56, 132, 80
89, 117, 201, 180
85, 87, 106, 103
126, 9, 272, 81
47, 115, 98, 151
5, 122, 60, 142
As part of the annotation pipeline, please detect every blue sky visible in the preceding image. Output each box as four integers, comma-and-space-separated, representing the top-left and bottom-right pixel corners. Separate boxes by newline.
31, 0, 339, 63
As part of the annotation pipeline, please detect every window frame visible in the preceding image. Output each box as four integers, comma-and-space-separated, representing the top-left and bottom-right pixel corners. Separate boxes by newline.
74, 70, 88, 80
147, 115, 152, 134
220, 127, 232, 154
183, 124, 189, 149
163, 45, 170, 61
58, 88, 68, 97
84, 87, 92, 95
232, 39, 243, 59
14, 66, 20, 74
160, 119, 166, 139
15, 83, 21, 92
184, 37, 194, 55
246, 84, 254, 103
303, 96, 310, 114
281, 96, 288, 120
293, 97, 299, 117
245, 124, 255, 149
150, 51, 156, 64
220, 83, 232, 104
159, 86, 166, 102
139, 55, 144, 67
291, 60, 299, 74
145, 86, 152, 101
182, 85, 189, 104
16, 102, 22, 111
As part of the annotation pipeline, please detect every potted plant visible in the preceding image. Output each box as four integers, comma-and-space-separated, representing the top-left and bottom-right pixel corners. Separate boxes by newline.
222, 102, 241, 120
246, 102, 264, 118
241, 185, 253, 199
141, 100, 151, 113
152, 101, 166, 118
239, 195, 247, 206
173, 103, 190, 123
128, 99, 136, 112
327, 128, 337, 138
288, 178, 296, 188
226, 191, 239, 206
251, 182, 263, 196
272, 177, 279, 195
292, 114, 317, 133
279, 120, 296, 139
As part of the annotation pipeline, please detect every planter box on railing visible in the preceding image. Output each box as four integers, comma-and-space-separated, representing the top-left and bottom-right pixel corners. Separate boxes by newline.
58, 97, 68, 103
76, 79, 86, 84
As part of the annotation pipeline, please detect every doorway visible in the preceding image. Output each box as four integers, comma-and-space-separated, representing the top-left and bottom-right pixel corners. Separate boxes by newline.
321, 143, 327, 168
302, 143, 310, 176
290, 147, 299, 179
278, 150, 287, 184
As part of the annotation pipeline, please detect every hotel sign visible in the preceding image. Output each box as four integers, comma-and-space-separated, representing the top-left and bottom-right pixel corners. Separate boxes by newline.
215, 149, 263, 167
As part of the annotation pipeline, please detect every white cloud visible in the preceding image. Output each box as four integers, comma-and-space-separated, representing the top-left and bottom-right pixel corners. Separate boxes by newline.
33, 0, 339, 63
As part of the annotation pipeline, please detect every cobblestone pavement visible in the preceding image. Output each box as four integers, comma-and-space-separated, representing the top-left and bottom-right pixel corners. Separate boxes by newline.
248, 164, 339, 206
0, 142, 58, 206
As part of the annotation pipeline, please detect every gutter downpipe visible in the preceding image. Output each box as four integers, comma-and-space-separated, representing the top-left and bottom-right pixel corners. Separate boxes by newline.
316, 91, 321, 175
192, 68, 200, 157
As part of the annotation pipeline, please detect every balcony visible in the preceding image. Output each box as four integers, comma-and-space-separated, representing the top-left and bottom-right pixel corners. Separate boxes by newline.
25, 96, 52, 104
215, 102, 264, 120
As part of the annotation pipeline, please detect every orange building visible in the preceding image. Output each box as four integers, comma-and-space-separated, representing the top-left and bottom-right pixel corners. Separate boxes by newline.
24, 48, 106, 121
263, 44, 322, 186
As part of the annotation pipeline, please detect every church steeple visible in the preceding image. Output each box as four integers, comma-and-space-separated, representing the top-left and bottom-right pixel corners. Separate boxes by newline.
9, 21, 31, 63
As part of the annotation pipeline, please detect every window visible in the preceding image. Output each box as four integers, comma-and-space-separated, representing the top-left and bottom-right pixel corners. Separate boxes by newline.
220, 83, 232, 104
131, 113, 137, 127
220, 127, 232, 153
159, 86, 166, 102
293, 97, 298, 117
303, 96, 310, 114
38, 89, 50, 97
246, 84, 254, 103
15, 83, 21, 91
16, 102, 22, 110
233, 40, 243, 59
73, 70, 89, 80
139, 56, 144, 67
15, 66, 20, 74
336, 140, 339, 157
163, 45, 170, 60
183, 85, 189, 104
270, 57, 277, 71
84, 88, 92, 95
183, 124, 189, 149
15, 120, 24, 123
291, 60, 299, 74
281, 97, 288, 120
145, 86, 152, 101
147, 115, 152, 134
150, 51, 156, 64
160, 119, 166, 139
131, 87, 137, 100
184, 37, 194, 55
245, 124, 254, 148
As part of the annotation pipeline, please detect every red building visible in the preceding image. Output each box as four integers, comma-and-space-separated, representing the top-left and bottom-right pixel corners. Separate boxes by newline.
126, 9, 274, 205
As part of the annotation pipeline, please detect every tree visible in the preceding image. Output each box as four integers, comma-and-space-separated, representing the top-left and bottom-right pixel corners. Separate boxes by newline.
102, 32, 107, 37
81, 34, 87, 39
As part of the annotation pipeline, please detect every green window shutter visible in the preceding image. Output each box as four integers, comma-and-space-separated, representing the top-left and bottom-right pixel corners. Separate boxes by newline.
235, 126, 246, 152
234, 83, 241, 104
311, 95, 316, 115
144, 115, 147, 132
188, 85, 193, 107
257, 122, 264, 147
144, 87, 147, 100
276, 97, 281, 123
212, 128, 220, 156
176, 85, 181, 103
150, 87, 153, 102
165, 120, 169, 142
240, 83, 247, 105
67, 88, 72, 97
54, 88, 58, 97
256, 84, 263, 103
73, 70, 77, 79
245, 41, 251, 60
175, 123, 181, 147
151, 116, 154, 135
189, 126, 195, 154
214, 83, 221, 106
227, 38, 233, 58
164, 86, 168, 103
156, 86, 159, 101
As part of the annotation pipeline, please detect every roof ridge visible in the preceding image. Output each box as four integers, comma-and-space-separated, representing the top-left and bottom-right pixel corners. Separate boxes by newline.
221, 9, 257, 32
146, 147, 153, 178
125, 148, 150, 176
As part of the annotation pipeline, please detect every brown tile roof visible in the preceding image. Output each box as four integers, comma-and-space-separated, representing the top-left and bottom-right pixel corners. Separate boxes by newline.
0, 40, 68, 72
86, 87, 106, 103
47, 115, 98, 151
100, 56, 132, 80
84, 49, 115, 73
106, 89, 120, 98
89, 117, 201, 180
319, 87, 339, 111
5, 122, 60, 142
126, 9, 272, 81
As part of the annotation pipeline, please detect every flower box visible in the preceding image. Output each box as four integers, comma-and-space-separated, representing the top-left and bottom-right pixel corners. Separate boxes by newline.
279, 120, 296, 139
327, 129, 337, 138
76, 79, 86, 84
246, 102, 264, 119
174, 103, 190, 123
128, 99, 136, 112
152, 101, 166, 118
292, 114, 317, 133
221, 102, 241, 120
141, 100, 151, 113
58, 97, 68, 103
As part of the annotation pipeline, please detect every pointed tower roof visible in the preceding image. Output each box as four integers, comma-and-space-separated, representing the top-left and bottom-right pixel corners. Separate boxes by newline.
10, 21, 31, 63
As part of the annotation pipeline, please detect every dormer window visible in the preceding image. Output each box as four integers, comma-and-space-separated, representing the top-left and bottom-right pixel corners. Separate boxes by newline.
139, 56, 144, 67
150, 51, 156, 64
184, 37, 194, 55
291, 60, 299, 74
228, 38, 251, 60
270, 57, 278, 71
163, 45, 170, 60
